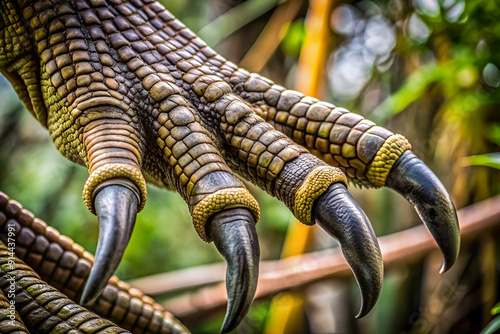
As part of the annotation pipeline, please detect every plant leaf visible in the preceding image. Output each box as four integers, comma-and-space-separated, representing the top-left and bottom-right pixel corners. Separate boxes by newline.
492, 302, 500, 315
480, 316, 500, 334
464, 153, 500, 170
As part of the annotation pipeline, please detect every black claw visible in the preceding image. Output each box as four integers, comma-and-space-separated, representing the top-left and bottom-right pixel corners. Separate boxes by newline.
208, 208, 259, 334
80, 180, 139, 306
386, 150, 460, 273
314, 183, 383, 318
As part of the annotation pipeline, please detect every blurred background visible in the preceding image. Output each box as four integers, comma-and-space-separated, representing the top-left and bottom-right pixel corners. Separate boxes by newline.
0, 0, 499, 333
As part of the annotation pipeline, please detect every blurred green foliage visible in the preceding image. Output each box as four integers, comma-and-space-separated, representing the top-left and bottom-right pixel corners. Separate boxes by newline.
466, 153, 500, 170
280, 20, 306, 57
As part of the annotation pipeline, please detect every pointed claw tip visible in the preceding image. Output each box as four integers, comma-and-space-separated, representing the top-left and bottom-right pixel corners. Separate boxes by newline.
355, 311, 364, 319
220, 321, 233, 334
355, 289, 379, 318
353, 263, 383, 319
439, 261, 452, 274
80, 292, 91, 306
83, 182, 139, 307
387, 151, 460, 271
80, 282, 100, 307
208, 208, 259, 333
314, 183, 383, 319
355, 305, 365, 319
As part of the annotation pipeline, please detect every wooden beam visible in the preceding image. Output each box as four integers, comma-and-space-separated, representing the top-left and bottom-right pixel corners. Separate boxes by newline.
128, 195, 500, 319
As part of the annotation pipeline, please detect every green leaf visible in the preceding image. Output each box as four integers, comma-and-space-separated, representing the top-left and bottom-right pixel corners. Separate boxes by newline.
281, 20, 306, 57
492, 302, 500, 315
197, 0, 283, 46
481, 316, 500, 334
489, 124, 500, 146
465, 153, 500, 170
372, 62, 443, 122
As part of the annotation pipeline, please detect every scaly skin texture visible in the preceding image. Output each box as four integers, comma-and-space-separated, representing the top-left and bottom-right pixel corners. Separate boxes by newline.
0, 243, 131, 334
0, 248, 130, 334
0, 0, 460, 332
0, 191, 190, 334
0, 288, 29, 333
0, 0, 407, 225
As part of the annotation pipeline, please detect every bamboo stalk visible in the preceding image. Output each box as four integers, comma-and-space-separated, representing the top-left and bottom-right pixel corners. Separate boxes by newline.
239, 0, 304, 72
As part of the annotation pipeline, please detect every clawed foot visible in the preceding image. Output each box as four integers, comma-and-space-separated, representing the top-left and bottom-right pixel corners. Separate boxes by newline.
82, 149, 459, 331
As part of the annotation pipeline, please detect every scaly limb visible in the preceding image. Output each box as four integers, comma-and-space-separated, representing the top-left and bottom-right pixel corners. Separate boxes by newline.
0, 242, 131, 333
0, 191, 189, 334
0, 288, 29, 333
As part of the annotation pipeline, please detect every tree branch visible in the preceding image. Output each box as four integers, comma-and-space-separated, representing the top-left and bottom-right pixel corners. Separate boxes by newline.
129, 195, 500, 320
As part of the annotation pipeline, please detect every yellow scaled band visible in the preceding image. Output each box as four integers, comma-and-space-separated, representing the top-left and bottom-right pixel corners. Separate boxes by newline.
294, 166, 348, 225
192, 188, 260, 242
366, 134, 411, 187
83, 163, 147, 214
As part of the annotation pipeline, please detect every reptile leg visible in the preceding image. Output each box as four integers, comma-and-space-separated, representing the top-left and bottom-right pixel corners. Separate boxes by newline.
0, 191, 189, 334
0, 288, 29, 333
0, 242, 130, 334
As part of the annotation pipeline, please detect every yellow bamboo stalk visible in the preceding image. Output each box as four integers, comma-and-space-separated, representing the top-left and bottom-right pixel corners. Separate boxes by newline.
263, 1, 335, 333
263, 221, 312, 334
295, 0, 335, 97
240, 0, 303, 72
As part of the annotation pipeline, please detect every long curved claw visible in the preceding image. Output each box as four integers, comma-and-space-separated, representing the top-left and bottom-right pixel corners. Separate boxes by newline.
208, 208, 259, 334
314, 183, 383, 318
386, 150, 460, 273
80, 179, 139, 306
